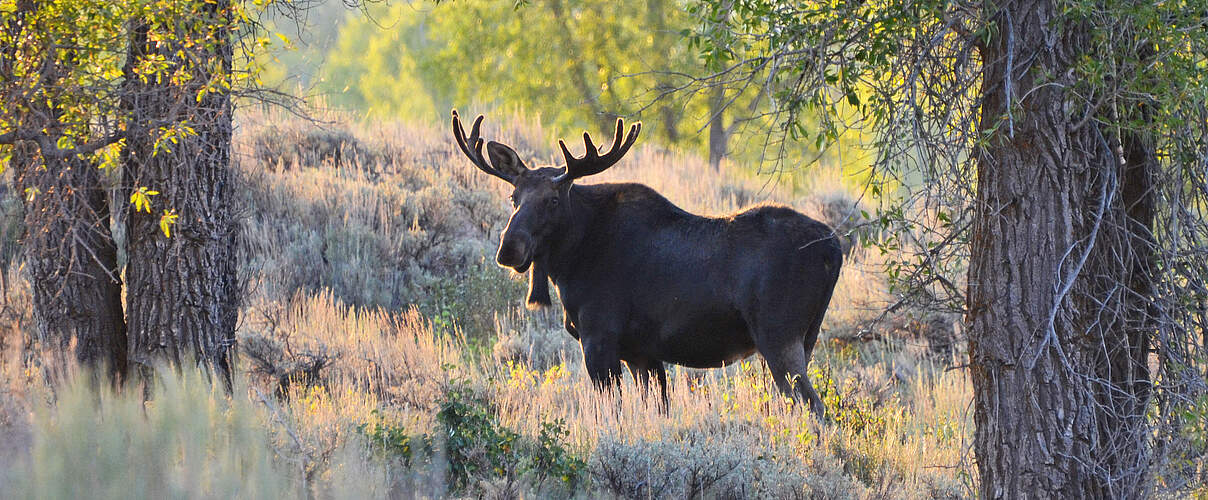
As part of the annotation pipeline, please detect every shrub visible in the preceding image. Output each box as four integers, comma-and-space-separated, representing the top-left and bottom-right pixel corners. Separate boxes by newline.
238, 118, 523, 342
359, 409, 435, 468
531, 419, 587, 489
436, 387, 525, 489
420, 262, 525, 348
436, 387, 587, 493
250, 124, 384, 171
356, 387, 586, 496
590, 423, 857, 499
813, 365, 893, 437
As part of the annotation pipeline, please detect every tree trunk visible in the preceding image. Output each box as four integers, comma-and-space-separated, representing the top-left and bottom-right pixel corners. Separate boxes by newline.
121, 2, 240, 385
2, 0, 127, 379
547, 0, 615, 130
707, 85, 727, 171
645, 0, 680, 143
15, 147, 127, 378
704, 1, 735, 172
968, 3, 1152, 498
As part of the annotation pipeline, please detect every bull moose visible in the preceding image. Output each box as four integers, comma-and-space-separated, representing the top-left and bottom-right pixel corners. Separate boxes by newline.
452, 110, 842, 417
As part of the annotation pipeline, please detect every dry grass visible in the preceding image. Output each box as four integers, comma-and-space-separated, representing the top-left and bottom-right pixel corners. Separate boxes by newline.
0, 111, 975, 498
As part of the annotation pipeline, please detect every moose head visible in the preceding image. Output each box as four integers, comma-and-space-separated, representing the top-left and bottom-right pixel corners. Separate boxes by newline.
451, 110, 641, 275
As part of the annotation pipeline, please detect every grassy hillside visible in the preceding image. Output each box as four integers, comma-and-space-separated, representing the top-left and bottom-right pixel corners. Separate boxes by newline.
0, 112, 973, 498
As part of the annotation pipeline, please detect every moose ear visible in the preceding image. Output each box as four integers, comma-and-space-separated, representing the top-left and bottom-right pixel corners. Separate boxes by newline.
486, 141, 528, 178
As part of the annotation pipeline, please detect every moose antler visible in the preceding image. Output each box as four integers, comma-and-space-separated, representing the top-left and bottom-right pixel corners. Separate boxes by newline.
554, 118, 641, 182
452, 110, 516, 183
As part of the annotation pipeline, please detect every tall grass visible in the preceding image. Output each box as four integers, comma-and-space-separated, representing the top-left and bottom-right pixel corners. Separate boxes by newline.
239, 289, 970, 497
2, 372, 298, 500
0, 111, 974, 498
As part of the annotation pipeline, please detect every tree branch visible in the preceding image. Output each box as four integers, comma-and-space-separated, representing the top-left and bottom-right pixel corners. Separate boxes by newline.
0, 119, 173, 160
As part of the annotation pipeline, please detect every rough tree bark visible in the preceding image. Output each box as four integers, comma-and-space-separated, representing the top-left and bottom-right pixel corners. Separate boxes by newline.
968, 2, 1153, 497
1, 0, 127, 378
121, 1, 240, 385
15, 147, 127, 378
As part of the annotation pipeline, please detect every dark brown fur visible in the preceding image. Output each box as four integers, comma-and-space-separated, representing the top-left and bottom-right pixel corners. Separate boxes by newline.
453, 112, 842, 416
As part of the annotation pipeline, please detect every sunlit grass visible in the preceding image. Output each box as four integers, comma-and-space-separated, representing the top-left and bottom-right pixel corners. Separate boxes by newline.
0, 111, 975, 498
255, 288, 972, 497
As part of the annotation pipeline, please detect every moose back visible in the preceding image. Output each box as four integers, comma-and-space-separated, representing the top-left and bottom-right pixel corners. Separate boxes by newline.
452, 111, 842, 416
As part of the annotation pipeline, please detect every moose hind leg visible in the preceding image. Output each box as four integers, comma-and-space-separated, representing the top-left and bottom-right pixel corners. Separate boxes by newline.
749, 281, 830, 418
756, 332, 825, 418
625, 356, 669, 411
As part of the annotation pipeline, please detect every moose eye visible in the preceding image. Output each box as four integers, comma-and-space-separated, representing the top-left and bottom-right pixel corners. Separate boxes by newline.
549, 197, 560, 207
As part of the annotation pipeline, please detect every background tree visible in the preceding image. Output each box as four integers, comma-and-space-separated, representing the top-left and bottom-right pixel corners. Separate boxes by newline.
686, 0, 1208, 496
120, 0, 242, 385
412, 0, 782, 171
0, 0, 132, 378
270, 0, 865, 180
0, 0, 296, 384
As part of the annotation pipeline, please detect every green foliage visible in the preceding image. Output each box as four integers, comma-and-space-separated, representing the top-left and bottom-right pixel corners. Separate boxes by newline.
1168, 392, 1208, 489
1059, 0, 1208, 161
436, 387, 525, 488
312, 7, 438, 119
257, 1, 871, 188
1182, 395, 1208, 451
532, 419, 587, 487
813, 366, 892, 438
0, 0, 128, 136
312, 1, 692, 138
0, 0, 284, 217
359, 410, 435, 467
356, 387, 586, 493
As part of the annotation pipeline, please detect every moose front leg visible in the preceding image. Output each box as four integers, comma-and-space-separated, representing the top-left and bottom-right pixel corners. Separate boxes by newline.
580, 335, 624, 393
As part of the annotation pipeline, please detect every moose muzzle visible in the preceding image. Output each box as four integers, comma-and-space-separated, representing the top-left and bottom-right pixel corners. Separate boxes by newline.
496, 231, 532, 270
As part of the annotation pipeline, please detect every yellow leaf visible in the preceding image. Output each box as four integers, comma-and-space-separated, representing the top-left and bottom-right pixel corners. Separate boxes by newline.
159, 210, 178, 238
130, 186, 158, 213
